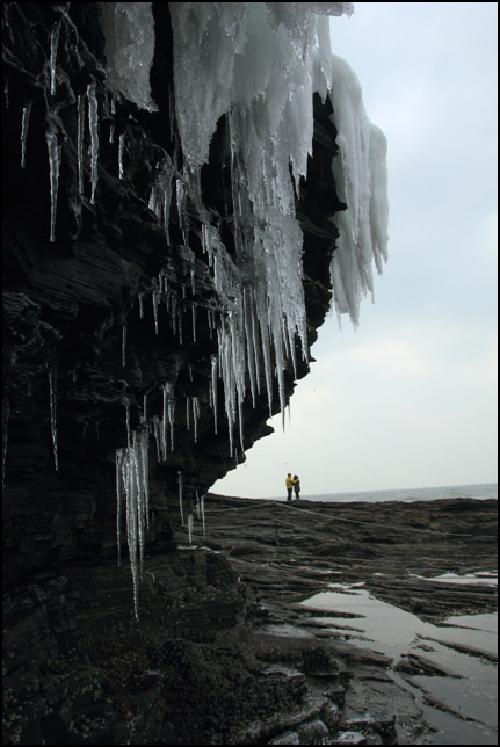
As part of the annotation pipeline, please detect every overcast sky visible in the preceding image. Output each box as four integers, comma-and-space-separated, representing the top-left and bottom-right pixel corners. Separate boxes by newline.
214, 2, 498, 499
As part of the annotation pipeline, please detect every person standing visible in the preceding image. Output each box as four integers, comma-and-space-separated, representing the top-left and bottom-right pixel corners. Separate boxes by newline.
285, 473, 294, 501
293, 475, 300, 500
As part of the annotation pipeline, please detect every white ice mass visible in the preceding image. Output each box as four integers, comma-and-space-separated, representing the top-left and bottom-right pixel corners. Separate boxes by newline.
98, 2, 157, 112
98, 1, 388, 616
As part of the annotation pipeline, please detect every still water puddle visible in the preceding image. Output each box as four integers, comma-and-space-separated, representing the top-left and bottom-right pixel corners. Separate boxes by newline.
299, 579, 498, 745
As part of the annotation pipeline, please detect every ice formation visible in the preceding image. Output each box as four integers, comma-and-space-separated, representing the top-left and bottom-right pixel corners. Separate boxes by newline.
49, 21, 60, 97
77, 93, 85, 196
147, 155, 174, 238
115, 428, 149, 620
20, 102, 32, 168
121, 319, 127, 367
87, 82, 99, 204
46, 121, 61, 243
48, 366, 58, 471
98, 2, 157, 112
91, 1, 387, 618
168, 2, 359, 452
329, 55, 389, 324
118, 132, 125, 180
177, 470, 184, 526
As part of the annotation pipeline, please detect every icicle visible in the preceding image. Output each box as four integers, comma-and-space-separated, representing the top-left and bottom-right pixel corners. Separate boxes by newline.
175, 176, 183, 225
140, 428, 149, 530
190, 266, 195, 294
152, 281, 160, 335
46, 121, 61, 243
187, 513, 193, 544
238, 392, 244, 454
177, 470, 184, 525
243, 288, 256, 407
123, 397, 131, 447
211, 354, 218, 434
188, 365, 193, 383
152, 415, 161, 462
4, 78, 9, 108
193, 397, 199, 444
2, 395, 9, 487
143, 393, 147, 424
48, 366, 58, 471
192, 303, 197, 342
166, 383, 175, 451
109, 95, 116, 143
87, 81, 99, 204
118, 132, 125, 180
50, 21, 60, 96
208, 308, 213, 340
77, 93, 85, 196
20, 102, 32, 168
122, 319, 127, 368
201, 494, 206, 539
138, 291, 144, 320
186, 396, 190, 430
116, 426, 151, 620
161, 384, 168, 461
116, 448, 124, 566
194, 490, 201, 520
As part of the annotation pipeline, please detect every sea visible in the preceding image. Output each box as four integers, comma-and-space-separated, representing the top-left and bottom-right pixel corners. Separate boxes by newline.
283, 482, 498, 503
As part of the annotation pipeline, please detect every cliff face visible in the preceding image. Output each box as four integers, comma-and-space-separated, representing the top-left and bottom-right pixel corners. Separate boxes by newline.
2, 3, 344, 743
2, 2, 343, 585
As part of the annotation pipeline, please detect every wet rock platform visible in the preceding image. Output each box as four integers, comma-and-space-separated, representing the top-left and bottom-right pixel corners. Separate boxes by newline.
2, 494, 497, 744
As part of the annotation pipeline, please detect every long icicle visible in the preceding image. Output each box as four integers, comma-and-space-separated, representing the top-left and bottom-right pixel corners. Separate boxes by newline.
116, 449, 123, 566
20, 102, 32, 168
122, 319, 127, 368
46, 122, 61, 243
48, 365, 59, 471
87, 81, 99, 204
201, 494, 206, 539
178, 470, 184, 526
50, 21, 60, 96
118, 132, 125, 180
77, 93, 85, 196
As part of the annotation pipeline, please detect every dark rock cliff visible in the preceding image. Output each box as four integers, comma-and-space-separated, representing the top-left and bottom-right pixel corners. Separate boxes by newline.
2, 3, 345, 744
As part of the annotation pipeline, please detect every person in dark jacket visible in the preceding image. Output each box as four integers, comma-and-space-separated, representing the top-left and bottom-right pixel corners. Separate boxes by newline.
293, 475, 300, 500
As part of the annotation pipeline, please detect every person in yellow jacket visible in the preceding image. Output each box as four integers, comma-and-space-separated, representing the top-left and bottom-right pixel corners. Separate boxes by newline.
285, 473, 295, 502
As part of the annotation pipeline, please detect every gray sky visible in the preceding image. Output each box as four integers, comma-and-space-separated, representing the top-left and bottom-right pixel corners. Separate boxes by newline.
214, 1, 498, 498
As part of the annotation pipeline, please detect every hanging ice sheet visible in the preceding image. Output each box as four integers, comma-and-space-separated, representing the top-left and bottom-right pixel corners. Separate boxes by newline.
169, 2, 356, 443
330, 54, 389, 325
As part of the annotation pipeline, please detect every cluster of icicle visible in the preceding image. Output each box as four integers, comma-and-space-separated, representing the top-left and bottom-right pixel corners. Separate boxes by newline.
115, 428, 206, 620
23, 12, 126, 245
20, 2, 389, 619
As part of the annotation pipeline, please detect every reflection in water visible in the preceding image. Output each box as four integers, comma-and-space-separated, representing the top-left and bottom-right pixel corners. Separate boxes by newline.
300, 577, 498, 745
